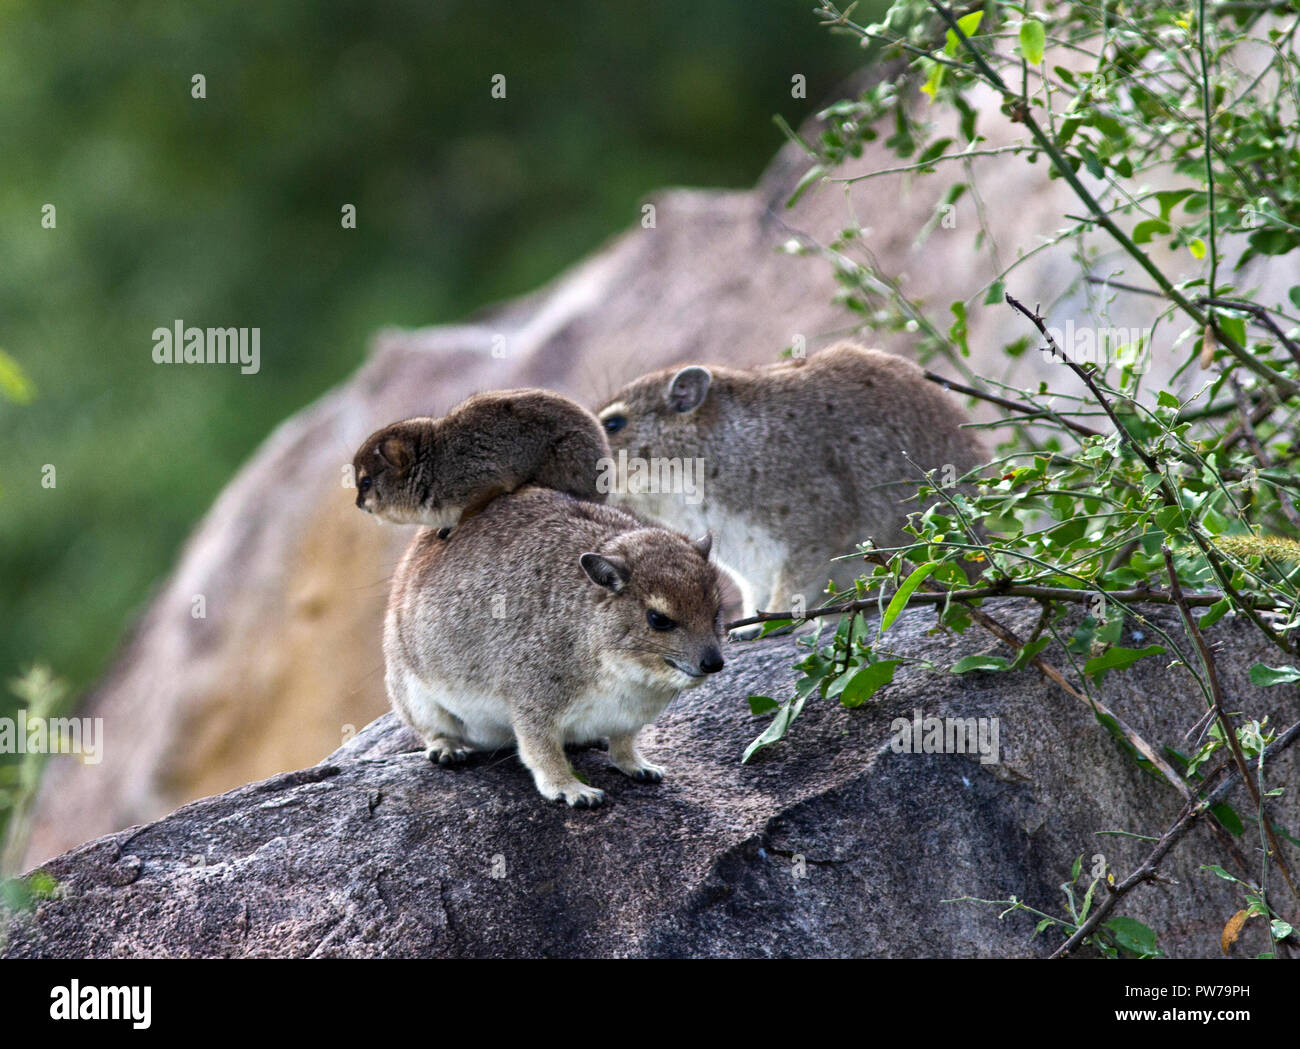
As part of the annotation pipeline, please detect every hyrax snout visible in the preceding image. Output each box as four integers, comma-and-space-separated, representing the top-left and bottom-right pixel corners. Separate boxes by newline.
595, 341, 985, 619
384, 485, 724, 807
353, 388, 610, 532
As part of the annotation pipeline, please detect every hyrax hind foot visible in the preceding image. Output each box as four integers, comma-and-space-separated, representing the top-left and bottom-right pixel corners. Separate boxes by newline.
425, 738, 472, 766
609, 733, 665, 783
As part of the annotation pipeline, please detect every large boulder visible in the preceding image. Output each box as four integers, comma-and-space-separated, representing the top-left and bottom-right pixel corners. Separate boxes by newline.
7, 604, 1296, 958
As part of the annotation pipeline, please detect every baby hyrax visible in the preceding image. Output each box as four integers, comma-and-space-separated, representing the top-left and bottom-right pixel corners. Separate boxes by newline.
595, 342, 985, 618
353, 389, 610, 532
385, 485, 725, 807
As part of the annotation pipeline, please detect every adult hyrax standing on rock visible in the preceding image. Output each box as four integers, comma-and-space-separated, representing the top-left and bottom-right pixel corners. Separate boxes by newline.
595, 342, 985, 618
385, 485, 725, 807
353, 389, 610, 531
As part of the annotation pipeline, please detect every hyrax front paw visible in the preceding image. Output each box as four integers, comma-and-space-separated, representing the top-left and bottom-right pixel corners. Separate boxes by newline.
425, 738, 472, 766
546, 782, 606, 808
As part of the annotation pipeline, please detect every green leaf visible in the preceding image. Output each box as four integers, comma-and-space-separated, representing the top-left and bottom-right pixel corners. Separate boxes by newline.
1009, 635, 1051, 671
1133, 219, 1171, 244
1077, 144, 1104, 179
1289, 286, 1300, 312
921, 59, 944, 102
1078, 878, 1097, 922
918, 137, 954, 166
943, 10, 985, 56
1217, 315, 1247, 348
1248, 663, 1300, 687
786, 164, 825, 208
881, 561, 938, 632
1083, 644, 1166, 681
1188, 237, 1206, 259
1092, 114, 1125, 139
747, 695, 780, 715
949, 300, 970, 356
1202, 864, 1238, 883
1155, 504, 1185, 537
983, 280, 1006, 306
1198, 598, 1231, 629
742, 694, 807, 763
954, 94, 978, 142
1018, 19, 1045, 65
1211, 803, 1245, 836
951, 654, 1010, 673
1104, 916, 1158, 956
757, 617, 794, 637
840, 660, 902, 708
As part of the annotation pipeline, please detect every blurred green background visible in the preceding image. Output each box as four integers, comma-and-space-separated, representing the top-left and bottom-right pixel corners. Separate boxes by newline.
0, 1, 875, 707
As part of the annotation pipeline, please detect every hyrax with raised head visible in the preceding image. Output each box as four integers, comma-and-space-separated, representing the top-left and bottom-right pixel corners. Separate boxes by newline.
353, 388, 610, 532
595, 342, 985, 618
385, 484, 725, 807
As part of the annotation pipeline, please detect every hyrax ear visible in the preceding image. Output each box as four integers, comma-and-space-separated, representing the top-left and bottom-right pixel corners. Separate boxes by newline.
580, 552, 631, 593
377, 435, 412, 471
691, 532, 712, 559
666, 366, 712, 414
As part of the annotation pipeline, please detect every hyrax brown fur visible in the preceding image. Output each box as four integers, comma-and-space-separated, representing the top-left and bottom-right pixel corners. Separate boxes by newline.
384, 486, 724, 807
353, 388, 611, 532
595, 342, 985, 618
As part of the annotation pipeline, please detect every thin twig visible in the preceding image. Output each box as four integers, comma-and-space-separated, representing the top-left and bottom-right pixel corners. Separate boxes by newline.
923, 370, 1102, 438
1163, 544, 1300, 903
1005, 292, 1161, 472
723, 581, 1269, 631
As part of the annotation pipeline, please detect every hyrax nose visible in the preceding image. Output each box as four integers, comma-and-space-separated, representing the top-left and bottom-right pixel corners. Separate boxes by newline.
700, 646, 724, 674
355, 492, 367, 510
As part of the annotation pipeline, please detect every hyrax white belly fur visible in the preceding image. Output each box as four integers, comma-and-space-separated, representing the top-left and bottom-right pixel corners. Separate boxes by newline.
384, 485, 724, 807
596, 342, 986, 617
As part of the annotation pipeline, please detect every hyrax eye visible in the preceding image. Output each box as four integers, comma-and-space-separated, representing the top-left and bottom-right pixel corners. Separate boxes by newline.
646, 610, 677, 631
603, 415, 627, 435
358, 476, 373, 494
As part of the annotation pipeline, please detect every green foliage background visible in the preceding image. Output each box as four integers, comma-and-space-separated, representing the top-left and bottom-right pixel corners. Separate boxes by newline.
0, 0, 872, 702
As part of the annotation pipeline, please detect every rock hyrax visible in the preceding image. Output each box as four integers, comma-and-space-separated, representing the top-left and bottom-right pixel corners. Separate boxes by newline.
595, 342, 985, 617
353, 389, 610, 531
385, 485, 724, 807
